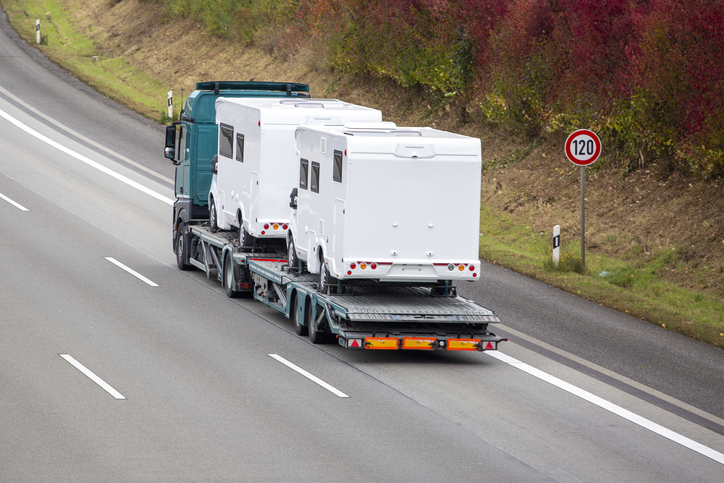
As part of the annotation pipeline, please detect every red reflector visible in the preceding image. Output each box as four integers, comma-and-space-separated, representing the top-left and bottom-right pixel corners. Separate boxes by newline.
473, 273, 477, 277
469, 265, 475, 271
347, 271, 351, 275
261, 231, 265, 235
349, 338, 361, 348
350, 263, 356, 269
258, 120, 261, 127
283, 224, 288, 230
264, 224, 269, 229
344, 149, 347, 156
485, 341, 495, 350
371, 263, 377, 269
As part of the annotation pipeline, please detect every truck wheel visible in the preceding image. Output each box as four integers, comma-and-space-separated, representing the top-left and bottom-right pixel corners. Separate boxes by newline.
291, 293, 307, 336
287, 236, 299, 270
223, 253, 240, 298
176, 224, 192, 271
209, 199, 219, 233
308, 303, 327, 344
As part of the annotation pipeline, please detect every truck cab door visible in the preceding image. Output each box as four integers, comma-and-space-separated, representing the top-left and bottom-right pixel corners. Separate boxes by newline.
173, 124, 189, 198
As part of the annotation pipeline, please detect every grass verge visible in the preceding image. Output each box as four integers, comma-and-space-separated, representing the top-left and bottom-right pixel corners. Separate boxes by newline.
1, 0, 172, 121
479, 206, 724, 349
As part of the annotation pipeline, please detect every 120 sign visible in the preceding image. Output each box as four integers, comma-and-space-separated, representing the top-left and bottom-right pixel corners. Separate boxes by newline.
565, 130, 601, 166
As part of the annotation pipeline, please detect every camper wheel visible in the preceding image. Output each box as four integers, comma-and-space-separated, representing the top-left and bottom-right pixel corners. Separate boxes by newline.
240, 224, 252, 248
209, 198, 218, 233
318, 253, 329, 293
287, 236, 299, 270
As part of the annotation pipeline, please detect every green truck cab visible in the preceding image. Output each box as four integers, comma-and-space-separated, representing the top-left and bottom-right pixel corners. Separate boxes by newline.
164, 81, 309, 266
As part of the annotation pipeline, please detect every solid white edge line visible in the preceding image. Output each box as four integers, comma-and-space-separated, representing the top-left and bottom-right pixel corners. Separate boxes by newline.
105, 257, 159, 287
486, 350, 724, 465
269, 354, 349, 398
0, 192, 29, 211
0, 107, 174, 206
60, 354, 126, 400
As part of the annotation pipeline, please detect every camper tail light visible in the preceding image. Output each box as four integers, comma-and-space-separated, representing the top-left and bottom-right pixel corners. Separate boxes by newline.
347, 262, 379, 272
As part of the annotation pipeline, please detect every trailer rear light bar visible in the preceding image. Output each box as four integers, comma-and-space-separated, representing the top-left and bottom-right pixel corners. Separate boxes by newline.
349, 337, 506, 351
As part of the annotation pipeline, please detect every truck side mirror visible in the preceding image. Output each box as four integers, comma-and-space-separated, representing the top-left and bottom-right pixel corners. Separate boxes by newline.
211, 155, 218, 174
164, 124, 177, 163
289, 187, 298, 209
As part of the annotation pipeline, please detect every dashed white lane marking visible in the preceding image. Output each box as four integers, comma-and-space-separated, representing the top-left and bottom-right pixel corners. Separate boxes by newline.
60, 354, 126, 400
486, 350, 724, 465
105, 257, 159, 287
269, 354, 349, 398
0, 192, 29, 211
0, 107, 174, 206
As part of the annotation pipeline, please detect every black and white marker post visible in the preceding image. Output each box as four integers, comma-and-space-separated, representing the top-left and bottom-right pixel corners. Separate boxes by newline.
564, 129, 602, 271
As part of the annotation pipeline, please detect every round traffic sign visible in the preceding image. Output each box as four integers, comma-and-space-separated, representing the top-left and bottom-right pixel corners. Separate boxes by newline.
565, 129, 601, 166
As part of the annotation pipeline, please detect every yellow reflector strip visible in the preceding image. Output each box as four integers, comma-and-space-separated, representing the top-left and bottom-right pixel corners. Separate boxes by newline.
402, 337, 436, 350
365, 337, 399, 350
447, 339, 480, 351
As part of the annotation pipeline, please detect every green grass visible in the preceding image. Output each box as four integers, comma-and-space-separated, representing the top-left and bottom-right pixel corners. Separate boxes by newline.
479, 206, 724, 349
1, 0, 175, 122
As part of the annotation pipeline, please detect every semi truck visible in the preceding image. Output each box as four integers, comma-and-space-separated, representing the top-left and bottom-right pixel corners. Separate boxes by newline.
165, 82, 506, 352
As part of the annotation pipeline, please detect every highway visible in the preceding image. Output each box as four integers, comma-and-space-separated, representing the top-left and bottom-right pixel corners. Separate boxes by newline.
1, 9, 723, 482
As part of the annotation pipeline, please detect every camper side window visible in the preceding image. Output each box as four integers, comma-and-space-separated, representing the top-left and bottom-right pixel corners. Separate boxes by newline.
333, 150, 343, 183
299, 159, 309, 190
311, 161, 320, 193
219, 123, 233, 158
235, 134, 244, 162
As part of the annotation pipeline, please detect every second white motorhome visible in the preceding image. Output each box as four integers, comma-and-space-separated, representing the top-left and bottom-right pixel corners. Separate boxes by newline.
289, 123, 483, 293
210, 98, 382, 245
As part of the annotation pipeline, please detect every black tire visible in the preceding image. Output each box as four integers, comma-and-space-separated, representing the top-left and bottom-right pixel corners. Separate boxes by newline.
175, 223, 192, 271
287, 235, 299, 270
291, 293, 308, 336
318, 255, 329, 294
223, 253, 240, 298
209, 199, 218, 233
240, 224, 252, 248
308, 303, 326, 344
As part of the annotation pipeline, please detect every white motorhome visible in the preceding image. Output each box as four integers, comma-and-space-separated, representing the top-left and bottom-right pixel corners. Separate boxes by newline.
210, 98, 382, 245
288, 123, 483, 292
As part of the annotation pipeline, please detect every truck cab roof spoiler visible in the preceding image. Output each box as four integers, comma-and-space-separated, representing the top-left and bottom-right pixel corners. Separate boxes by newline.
195, 81, 310, 94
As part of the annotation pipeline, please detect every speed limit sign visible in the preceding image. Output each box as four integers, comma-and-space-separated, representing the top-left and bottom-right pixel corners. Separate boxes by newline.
565, 129, 601, 166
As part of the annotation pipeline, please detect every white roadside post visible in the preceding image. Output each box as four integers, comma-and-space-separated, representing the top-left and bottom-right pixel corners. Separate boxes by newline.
167, 90, 173, 120
36, 20, 40, 45
552, 225, 560, 268
564, 129, 602, 271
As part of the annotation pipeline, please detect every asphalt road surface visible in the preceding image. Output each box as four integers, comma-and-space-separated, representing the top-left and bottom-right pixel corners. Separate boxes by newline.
1, 9, 723, 482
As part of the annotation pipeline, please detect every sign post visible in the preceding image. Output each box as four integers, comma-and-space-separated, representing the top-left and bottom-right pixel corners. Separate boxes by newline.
564, 129, 601, 271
